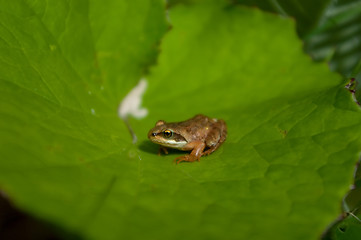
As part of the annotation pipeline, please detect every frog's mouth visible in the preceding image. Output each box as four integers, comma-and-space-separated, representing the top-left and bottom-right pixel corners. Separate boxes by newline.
149, 133, 188, 149
154, 139, 188, 149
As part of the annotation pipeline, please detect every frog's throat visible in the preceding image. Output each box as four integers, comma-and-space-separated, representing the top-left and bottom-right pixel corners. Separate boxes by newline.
155, 139, 188, 149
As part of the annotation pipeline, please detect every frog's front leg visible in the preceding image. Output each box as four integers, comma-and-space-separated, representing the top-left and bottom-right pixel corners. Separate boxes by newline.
158, 146, 168, 155
174, 141, 205, 164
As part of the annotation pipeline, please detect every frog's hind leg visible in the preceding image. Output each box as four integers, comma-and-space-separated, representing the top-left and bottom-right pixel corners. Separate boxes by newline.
203, 141, 222, 156
203, 120, 227, 156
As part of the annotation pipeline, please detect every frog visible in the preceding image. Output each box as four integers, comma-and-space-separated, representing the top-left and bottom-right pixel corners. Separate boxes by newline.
148, 114, 227, 164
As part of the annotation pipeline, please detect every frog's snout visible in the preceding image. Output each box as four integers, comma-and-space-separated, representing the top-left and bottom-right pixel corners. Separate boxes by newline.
147, 130, 157, 140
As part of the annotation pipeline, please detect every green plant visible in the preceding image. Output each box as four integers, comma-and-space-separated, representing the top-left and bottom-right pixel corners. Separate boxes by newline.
0, 0, 360, 239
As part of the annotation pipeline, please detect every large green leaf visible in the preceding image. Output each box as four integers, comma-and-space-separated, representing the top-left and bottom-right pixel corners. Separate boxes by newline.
1, 1, 361, 240
0, 0, 168, 237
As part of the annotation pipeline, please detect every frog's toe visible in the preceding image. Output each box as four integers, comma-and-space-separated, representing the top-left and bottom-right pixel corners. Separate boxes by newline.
174, 155, 200, 164
174, 156, 186, 164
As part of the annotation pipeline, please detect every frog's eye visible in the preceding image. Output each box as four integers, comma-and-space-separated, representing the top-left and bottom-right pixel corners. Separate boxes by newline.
163, 130, 173, 138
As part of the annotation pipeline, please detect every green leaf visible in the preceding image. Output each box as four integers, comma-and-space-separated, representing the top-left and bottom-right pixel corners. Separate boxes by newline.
1, 1, 361, 240
0, 0, 168, 236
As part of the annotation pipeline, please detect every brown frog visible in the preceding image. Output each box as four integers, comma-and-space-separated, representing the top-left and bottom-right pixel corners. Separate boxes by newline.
148, 114, 227, 164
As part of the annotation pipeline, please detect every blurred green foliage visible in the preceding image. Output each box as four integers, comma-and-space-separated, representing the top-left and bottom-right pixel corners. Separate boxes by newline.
231, 0, 361, 78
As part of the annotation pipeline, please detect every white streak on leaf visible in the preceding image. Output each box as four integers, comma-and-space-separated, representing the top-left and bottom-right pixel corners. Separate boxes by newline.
118, 78, 148, 119
118, 78, 148, 143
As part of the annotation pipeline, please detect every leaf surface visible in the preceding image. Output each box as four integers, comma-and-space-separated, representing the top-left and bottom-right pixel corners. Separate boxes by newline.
0, 1, 360, 240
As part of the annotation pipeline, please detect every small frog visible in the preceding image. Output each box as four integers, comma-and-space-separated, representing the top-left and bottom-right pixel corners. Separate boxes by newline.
148, 114, 227, 164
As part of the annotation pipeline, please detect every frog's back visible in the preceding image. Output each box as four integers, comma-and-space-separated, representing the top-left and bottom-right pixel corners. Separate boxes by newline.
167, 114, 215, 140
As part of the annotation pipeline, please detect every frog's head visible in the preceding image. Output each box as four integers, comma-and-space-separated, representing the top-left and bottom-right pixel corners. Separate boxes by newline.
148, 120, 187, 149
